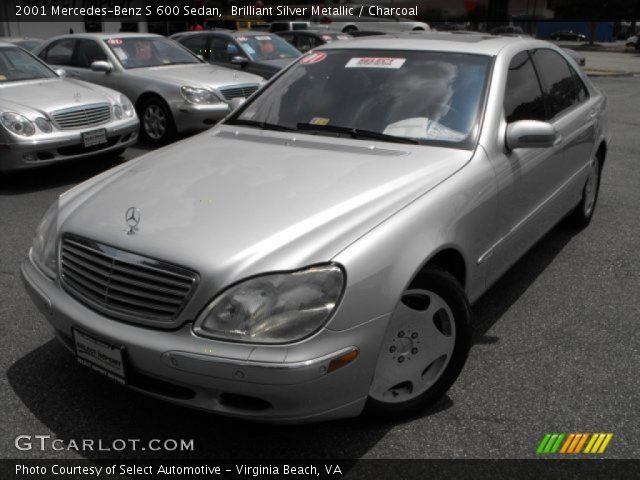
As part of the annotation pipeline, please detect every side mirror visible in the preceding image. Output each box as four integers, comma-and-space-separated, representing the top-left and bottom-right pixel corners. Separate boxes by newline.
505, 120, 558, 150
90, 60, 112, 73
231, 56, 248, 66
55, 68, 66, 77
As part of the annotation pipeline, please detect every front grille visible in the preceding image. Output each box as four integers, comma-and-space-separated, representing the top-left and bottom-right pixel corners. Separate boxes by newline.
60, 235, 198, 326
219, 84, 259, 100
52, 103, 112, 130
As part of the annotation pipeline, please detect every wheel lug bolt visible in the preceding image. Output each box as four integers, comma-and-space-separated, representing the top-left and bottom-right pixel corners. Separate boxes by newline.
398, 356, 405, 363
389, 346, 396, 353
398, 331, 405, 338
411, 347, 418, 354
411, 332, 418, 339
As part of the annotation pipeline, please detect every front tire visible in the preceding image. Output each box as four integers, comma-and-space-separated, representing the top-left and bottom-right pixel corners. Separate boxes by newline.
367, 267, 471, 417
138, 97, 176, 145
567, 154, 602, 229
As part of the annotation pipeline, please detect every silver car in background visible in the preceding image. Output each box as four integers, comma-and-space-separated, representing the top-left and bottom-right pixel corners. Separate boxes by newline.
22, 34, 608, 422
35, 33, 264, 144
0, 42, 138, 172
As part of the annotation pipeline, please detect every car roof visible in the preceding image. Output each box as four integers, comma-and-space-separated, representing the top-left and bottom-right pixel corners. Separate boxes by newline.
48, 32, 164, 41
0, 37, 42, 42
318, 32, 548, 56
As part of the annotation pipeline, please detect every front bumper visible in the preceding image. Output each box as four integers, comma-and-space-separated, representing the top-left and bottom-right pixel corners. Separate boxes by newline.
21, 256, 389, 423
0, 118, 139, 172
172, 102, 233, 134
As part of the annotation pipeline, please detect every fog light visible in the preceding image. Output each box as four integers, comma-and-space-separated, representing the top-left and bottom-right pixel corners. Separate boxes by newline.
327, 348, 359, 373
22, 152, 37, 162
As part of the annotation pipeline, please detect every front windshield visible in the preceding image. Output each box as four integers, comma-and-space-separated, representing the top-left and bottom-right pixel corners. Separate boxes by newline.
235, 34, 301, 61
230, 49, 490, 148
104, 37, 200, 69
0, 46, 55, 83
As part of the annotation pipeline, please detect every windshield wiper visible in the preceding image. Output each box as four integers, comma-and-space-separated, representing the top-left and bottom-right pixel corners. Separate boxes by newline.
228, 119, 297, 132
296, 123, 420, 145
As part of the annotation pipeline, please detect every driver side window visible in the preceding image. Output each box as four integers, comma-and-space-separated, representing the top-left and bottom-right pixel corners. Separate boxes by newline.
74, 39, 107, 68
503, 51, 547, 123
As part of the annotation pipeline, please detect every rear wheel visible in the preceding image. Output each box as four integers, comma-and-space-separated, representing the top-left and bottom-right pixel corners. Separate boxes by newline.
567, 154, 602, 229
368, 267, 471, 417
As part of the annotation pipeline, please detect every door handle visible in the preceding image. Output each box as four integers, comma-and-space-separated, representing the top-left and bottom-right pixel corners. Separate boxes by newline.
587, 108, 597, 120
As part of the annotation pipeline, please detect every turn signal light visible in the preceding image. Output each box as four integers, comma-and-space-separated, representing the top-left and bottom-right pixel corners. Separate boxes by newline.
327, 349, 359, 373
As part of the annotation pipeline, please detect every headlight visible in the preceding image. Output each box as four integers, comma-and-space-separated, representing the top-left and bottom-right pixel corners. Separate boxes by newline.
31, 200, 59, 279
119, 94, 134, 117
113, 105, 122, 119
1, 112, 35, 136
194, 265, 344, 344
180, 86, 222, 104
34, 117, 52, 133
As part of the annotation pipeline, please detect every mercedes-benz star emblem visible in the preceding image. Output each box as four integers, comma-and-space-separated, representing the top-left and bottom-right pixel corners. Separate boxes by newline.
73, 92, 82, 103
125, 207, 141, 235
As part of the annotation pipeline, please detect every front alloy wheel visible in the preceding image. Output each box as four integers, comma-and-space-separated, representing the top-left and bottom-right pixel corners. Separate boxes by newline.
138, 98, 176, 145
368, 267, 471, 416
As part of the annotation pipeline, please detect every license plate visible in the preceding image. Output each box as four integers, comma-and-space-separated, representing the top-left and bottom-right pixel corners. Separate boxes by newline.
73, 329, 126, 385
82, 129, 107, 148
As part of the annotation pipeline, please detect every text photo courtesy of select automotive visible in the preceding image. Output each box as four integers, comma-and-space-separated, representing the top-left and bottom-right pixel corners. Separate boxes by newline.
1, 0, 640, 475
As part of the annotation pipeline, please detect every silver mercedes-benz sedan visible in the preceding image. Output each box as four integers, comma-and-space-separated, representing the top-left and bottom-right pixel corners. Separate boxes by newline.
0, 42, 138, 172
22, 33, 609, 422
34, 33, 264, 144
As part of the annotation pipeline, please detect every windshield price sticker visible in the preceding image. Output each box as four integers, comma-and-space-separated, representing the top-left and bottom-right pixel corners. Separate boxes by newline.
237, 36, 249, 42
255, 36, 272, 41
107, 38, 123, 45
301, 52, 327, 65
346, 57, 406, 69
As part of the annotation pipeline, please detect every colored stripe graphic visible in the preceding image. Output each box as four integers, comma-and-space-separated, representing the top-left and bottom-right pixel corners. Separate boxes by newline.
537, 433, 613, 454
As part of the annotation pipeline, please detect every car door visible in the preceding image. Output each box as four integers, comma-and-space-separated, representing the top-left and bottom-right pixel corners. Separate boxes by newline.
483, 50, 566, 285
531, 48, 597, 195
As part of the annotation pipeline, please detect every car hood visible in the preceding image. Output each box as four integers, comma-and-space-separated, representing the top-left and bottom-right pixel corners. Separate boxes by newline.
126, 63, 263, 89
0, 78, 115, 115
60, 126, 471, 288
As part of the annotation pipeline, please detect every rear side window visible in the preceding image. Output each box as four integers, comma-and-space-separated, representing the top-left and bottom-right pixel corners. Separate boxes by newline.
182, 35, 209, 61
532, 49, 585, 118
503, 51, 546, 123
41, 38, 75, 66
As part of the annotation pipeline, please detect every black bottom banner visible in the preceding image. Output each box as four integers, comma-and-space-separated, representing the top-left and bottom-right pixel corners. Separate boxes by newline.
2, 459, 640, 480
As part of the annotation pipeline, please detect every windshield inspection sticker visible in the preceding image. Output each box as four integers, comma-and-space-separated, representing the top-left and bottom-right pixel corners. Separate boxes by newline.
301, 52, 327, 65
346, 57, 406, 69
107, 38, 123, 45
309, 117, 330, 125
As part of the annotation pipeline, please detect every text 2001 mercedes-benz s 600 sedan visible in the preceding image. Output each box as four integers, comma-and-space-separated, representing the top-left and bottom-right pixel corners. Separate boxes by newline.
22, 33, 609, 423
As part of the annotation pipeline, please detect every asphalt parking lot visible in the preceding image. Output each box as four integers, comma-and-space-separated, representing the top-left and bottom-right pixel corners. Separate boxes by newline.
1, 75, 639, 462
